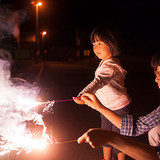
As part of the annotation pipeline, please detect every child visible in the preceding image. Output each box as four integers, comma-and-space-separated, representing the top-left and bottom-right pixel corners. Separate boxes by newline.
74, 26, 131, 160
79, 52, 160, 159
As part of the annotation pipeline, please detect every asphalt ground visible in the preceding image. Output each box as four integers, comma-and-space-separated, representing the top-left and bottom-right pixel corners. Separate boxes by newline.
6, 55, 160, 160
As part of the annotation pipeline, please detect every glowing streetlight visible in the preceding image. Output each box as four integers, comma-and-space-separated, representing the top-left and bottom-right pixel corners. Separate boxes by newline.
41, 31, 47, 56
31, 0, 43, 59
35, 1, 42, 55
42, 31, 46, 36
37, 2, 42, 6
41, 31, 47, 46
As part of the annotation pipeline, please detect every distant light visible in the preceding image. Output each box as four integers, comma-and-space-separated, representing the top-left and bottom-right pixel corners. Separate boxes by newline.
37, 2, 42, 6
42, 31, 47, 36
31, 0, 43, 7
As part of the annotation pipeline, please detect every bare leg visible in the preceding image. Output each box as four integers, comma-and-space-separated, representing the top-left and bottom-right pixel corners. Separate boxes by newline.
117, 152, 126, 160
103, 147, 112, 160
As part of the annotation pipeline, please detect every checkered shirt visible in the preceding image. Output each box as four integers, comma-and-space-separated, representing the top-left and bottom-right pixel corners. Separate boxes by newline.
120, 106, 160, 158
120, 105, 160, 136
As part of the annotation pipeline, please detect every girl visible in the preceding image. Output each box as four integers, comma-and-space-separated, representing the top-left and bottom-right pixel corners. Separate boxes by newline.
74, 26, 131, 160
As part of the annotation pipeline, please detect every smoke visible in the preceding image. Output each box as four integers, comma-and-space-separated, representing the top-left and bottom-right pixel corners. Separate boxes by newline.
0, 7, 28, 44
0, 55, 49, 155
0, 8, 14, 38
0, 7, 19, 38
0, 5, 51, 156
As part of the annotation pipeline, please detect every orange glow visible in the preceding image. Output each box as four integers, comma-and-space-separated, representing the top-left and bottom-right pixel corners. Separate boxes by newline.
42, 31, 47, 36
37, 2, 42, 6
31, 1, 43, 7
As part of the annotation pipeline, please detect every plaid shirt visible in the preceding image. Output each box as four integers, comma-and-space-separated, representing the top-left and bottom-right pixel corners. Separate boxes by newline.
120, 105, 160, 136
120, 106, 160, 158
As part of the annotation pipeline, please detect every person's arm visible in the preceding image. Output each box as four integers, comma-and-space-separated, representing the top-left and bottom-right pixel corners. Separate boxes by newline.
81, 93, 122, 128
77, 128, 159, 160
81, 93, 160, 137
121, 105, 160, 136
74, 64, 113, 105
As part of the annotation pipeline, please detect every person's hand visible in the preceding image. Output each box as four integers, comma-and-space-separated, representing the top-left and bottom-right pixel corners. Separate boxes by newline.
73, 96, 85, 105
81, 93, 102, 110
77, 128, 110, 148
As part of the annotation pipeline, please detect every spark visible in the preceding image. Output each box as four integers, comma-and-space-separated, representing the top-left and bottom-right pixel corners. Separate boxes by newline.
0, 58, 52, 157
0, 57, 74, 157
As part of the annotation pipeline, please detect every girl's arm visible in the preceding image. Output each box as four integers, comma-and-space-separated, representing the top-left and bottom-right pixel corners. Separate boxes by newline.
81, 93, 122, 128
78, 128, 159, 160
73, 74, 112, 105
74, 64, 114, 105
79, 65, 113, 95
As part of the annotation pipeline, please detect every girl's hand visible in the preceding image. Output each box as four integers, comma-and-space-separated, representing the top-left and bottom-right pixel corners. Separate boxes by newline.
73, 96, 85, 105
81, 93, 102, 110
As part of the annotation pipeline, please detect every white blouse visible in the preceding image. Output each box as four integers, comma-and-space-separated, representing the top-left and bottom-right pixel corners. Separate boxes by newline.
79, 58, 131, 110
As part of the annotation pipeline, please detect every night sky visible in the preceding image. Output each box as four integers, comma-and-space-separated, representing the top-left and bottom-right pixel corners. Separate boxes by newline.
1, 0, 160, 53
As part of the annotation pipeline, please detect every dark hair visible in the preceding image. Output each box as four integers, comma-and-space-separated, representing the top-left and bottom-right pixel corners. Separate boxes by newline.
151, 52, 160, 70
90, 26, 120, 57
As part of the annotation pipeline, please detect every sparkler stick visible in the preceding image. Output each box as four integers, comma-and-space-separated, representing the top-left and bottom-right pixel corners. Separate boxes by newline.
40, 99, 74, 105
55, 99, 74, 103
55, 139, 77, 144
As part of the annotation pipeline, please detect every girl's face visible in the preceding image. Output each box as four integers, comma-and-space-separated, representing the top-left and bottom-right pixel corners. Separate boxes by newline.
154, 66, 160, 88
92, 40, 112, 61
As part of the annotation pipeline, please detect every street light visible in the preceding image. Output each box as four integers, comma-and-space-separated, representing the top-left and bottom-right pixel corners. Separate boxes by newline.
36, 1, 42, 56
42, 31, 46, 36
41, 31, 47, 48
37, 2, 42, 6
31, 0, 42, 58
41, 31, 47, 58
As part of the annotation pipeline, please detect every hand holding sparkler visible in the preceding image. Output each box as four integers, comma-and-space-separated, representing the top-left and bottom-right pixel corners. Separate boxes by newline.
73, 96, 85, 105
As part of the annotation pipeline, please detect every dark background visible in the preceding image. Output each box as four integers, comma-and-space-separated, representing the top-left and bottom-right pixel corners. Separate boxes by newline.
1, 0, 160, 55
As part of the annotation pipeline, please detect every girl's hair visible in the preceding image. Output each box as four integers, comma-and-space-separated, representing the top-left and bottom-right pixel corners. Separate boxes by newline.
90, 26, 120, 57
151, 52, 160, 70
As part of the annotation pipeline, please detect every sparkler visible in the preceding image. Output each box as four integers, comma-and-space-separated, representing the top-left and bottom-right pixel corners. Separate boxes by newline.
0, 59, 53, 157
0, 57, 76, 158
0, 94, 74, 157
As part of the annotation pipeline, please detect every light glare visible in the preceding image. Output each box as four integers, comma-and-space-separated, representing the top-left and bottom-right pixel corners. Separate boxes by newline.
37, 2, 42, 6
42, 31, 47, 35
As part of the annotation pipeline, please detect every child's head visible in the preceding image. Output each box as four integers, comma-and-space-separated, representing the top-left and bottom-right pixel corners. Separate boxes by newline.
90, 26, 120, 57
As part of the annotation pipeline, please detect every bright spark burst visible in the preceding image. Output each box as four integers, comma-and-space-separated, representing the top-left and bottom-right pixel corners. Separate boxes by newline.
0, 59, 53, 157
0, 95, 52, 157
